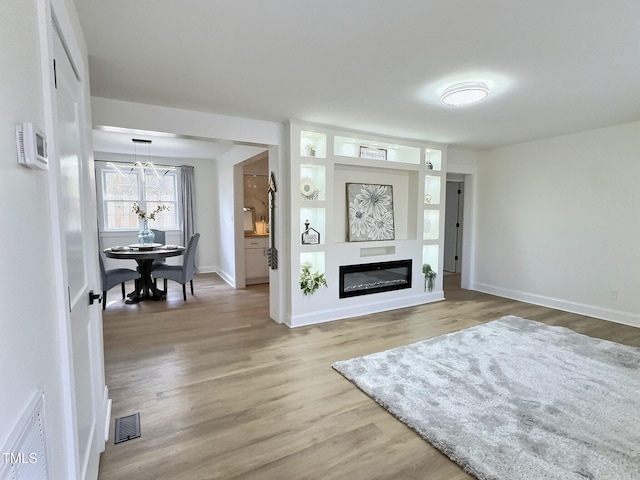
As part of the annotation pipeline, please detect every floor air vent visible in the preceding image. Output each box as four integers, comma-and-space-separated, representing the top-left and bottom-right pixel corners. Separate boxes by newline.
114, 413, 141, 444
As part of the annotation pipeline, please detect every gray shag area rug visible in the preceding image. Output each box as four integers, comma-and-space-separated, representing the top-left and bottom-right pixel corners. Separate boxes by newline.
332, 316, 640, 480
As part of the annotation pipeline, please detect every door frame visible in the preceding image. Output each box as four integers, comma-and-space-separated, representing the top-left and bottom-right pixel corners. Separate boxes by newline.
444, 179, 464, 274
39, 0, 108, 477
445, 164, 477, 290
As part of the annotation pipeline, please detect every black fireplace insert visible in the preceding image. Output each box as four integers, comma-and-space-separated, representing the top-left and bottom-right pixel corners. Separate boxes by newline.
339, 259, 412, 298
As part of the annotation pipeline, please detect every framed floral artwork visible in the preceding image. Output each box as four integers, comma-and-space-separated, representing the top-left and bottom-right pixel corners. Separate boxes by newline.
346, 183, 395, 241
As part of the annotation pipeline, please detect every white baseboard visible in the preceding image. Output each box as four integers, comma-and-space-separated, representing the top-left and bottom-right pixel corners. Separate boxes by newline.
196, 265, 216, 274
195, 266, 237, 287
287, 291, 445, 328
214, 267, 236, 288
473, 282, 640, 328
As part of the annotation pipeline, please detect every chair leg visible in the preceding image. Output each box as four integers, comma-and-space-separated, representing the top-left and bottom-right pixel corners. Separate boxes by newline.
164, 279, 167, 292
190, 279, 194, 296
182, 283, 187, 301
103, 290, 107, 310
121, 282, 126, 299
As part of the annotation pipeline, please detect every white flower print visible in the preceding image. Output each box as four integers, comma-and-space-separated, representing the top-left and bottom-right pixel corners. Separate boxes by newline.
347, 183, 395, 242
368, 209, 395, 240
356, 184, 391, 217
349, 197, 371, 238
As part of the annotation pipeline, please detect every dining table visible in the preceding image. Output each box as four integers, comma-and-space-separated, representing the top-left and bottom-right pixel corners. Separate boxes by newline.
104, 243, 185, 303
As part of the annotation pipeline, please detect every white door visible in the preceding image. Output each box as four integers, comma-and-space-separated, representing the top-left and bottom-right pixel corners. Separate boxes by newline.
54, 26, 106, 479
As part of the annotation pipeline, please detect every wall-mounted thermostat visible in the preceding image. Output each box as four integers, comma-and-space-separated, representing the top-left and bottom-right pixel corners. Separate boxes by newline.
15, 122, 48, 170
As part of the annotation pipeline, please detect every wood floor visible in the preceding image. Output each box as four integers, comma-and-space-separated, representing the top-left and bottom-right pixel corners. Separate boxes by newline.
98, 273, 639, 480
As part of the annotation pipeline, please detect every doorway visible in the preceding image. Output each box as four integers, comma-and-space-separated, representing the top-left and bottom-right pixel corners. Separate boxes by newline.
444, 179, 464, 274
91, 108, 282, 321
242, 152, 270, 285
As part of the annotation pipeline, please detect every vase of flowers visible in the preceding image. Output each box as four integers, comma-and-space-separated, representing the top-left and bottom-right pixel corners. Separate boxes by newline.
299, 262, 327, 296
138, 219, 154, 245
133, 202, 169, 244
423, 263, 436, 292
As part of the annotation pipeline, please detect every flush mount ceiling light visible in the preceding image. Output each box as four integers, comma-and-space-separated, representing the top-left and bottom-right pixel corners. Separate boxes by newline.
441, 81, 490, 106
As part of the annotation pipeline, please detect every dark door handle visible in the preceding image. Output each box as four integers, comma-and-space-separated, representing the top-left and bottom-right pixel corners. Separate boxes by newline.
89, 290, 102, 305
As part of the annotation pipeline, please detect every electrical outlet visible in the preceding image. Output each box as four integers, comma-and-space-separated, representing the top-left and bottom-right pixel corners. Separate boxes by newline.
609, 290, 618, 300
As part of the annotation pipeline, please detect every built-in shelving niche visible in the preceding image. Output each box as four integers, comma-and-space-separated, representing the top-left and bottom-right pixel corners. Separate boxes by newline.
333, 163, 419, 243
334, 136, 421, 164
288, 121, 446, 327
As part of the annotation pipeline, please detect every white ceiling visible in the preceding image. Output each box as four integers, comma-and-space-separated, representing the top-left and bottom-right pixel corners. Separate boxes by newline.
75, 0, 640, 150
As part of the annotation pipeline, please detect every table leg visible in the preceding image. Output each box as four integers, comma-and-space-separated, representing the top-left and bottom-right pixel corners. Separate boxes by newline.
125, 259, 166, 303
126, 278, 142, 300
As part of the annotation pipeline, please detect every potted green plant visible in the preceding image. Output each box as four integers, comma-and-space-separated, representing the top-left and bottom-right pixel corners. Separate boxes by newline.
300, 262, 327, 296
305, 143, 316, 157
422, 263, 436, 292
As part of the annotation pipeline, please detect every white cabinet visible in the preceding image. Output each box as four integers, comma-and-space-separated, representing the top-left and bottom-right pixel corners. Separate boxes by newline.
245, 236, 269, 284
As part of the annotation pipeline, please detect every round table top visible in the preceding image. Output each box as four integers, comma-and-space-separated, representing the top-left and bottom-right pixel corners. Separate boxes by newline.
103, 245, 185, 260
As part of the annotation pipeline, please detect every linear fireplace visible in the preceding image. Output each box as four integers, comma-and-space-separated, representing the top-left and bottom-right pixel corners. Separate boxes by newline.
339, 259, 412, 298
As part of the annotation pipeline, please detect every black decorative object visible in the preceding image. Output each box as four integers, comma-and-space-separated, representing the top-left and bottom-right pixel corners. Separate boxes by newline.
267, 172, 278, 269
301, 220, 320, 245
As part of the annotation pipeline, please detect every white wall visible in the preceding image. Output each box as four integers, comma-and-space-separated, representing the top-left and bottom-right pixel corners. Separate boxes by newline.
95, 153, 218, 272
91, 97, 281, 146
448, 147, 478, 168
474, 121, 640, 326
0, 0, 86, 477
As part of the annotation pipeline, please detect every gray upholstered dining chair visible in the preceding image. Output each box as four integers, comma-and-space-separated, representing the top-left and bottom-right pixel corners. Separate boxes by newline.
150, 229, 167, 270
151, 229, 165, 245
152, 233, 200, 301
99, 254, 140, 310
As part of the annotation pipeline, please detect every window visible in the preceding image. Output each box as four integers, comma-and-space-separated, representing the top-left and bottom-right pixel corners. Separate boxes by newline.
97, 161, 179, 231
